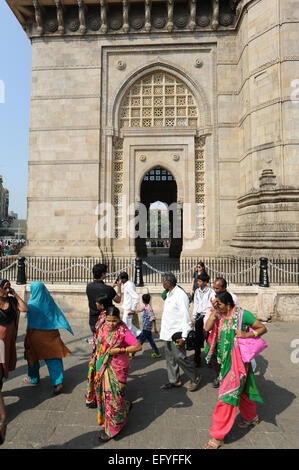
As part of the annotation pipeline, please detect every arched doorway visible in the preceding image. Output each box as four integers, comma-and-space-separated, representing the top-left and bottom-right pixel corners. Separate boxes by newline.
108, 69, 208, 260
136, 166, 182, 259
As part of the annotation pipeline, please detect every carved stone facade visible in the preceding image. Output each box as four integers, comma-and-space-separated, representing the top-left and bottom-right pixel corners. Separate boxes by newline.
7, 0, 299, 258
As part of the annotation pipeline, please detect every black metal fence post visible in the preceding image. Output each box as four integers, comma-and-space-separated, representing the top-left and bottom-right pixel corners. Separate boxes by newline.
134, 258, 144, 287
16, 256, 26, 285
259, 257, 269, 287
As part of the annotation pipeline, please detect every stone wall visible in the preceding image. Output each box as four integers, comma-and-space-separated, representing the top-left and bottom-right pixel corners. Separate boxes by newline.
14, 283, 299, 323
230, 0, 299, 255
15, 0, 299, 258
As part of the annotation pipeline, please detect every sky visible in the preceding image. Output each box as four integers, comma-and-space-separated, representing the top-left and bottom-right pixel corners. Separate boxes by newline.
0, 1, 32, 220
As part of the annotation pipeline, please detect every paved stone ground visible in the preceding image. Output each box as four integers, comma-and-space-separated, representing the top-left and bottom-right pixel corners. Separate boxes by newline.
1, 316, 299, 450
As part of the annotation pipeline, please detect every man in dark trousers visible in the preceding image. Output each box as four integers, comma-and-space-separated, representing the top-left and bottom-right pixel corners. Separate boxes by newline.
86, 263, 122, 334
192, 271, 213, 368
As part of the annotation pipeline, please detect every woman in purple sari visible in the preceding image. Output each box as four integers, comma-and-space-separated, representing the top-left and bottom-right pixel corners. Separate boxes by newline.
90, 306, 142, 442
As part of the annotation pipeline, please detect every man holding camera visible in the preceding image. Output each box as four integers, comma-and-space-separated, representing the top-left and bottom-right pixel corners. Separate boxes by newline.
86, 264, 122, 334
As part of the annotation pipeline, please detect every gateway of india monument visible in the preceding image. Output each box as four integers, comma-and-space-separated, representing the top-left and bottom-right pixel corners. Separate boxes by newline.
7, 0, 299, 261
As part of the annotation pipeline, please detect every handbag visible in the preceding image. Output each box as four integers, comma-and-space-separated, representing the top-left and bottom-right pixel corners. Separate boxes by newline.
237, 308, 268, 362
171, 330, 196, 351
186, 330, 196, 351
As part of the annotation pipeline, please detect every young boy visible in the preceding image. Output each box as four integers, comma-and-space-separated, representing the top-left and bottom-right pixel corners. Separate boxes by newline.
137, 294, 161, 358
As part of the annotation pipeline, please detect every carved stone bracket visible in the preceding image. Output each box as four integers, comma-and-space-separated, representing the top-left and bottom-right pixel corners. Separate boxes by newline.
211, 0, 219, 30
100, 0, 108, 33
32, 0, 44, 36
122, 0, 130, 33
144, 0, 151, 33
166, 0, 174, 33
77, 0, 87, 35
54, 0, 64, 35
13, 0, 244, 36
189, 0, 196, 31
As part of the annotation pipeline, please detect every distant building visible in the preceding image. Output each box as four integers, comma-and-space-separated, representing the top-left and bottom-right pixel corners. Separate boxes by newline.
8, 211, 18, 220
0, 175, 9, 221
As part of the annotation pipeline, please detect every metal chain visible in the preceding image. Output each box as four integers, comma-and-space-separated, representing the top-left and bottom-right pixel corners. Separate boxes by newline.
206, 262, 260, 277
24, 261, 93, 274
143, 260, 260, 277
106, 261, 135, 277
268, 261, 299, 276
24, 260, 135, 276
142, 261, 165, 274
0, 260, 18, 274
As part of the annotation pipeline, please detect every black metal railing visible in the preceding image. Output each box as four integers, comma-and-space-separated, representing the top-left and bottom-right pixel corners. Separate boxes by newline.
1, 255, 298, 286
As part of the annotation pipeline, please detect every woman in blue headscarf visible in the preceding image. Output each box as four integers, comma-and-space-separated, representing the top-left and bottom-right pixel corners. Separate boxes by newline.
24, 282, 74, 394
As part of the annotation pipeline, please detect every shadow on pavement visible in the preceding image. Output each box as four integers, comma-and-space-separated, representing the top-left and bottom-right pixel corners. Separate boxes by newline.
3, 360, 89, 423
225, 355, 297, 444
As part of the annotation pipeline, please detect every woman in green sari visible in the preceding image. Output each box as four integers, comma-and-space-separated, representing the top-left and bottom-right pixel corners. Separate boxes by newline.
204, 291, 267, 449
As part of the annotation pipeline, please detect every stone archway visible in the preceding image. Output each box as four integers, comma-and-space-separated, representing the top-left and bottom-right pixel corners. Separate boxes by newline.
109, 69, 207, 259
136, 166, 182, 259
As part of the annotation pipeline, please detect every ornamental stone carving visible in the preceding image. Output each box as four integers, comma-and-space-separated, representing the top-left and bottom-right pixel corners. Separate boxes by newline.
197, 15, 210, 27
119, 71, 199, 129
116, 60, 126, 71
152, 16, 166, 29
110, 15, 122, 30
87, 15, 101, 31
67, 16, 80, 32
26, 0, 242, 37
195, 58, 203, 68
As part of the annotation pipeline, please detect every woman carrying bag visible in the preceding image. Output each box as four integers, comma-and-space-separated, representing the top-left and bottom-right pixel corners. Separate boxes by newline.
204, 291, 267, 449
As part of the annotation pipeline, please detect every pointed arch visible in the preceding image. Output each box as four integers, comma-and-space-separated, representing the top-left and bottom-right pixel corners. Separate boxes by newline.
110, 61, 211, 130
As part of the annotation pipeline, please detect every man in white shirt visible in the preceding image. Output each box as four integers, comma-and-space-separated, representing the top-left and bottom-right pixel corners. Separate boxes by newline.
119, 272, 141, 338
160, 273, 200, 392
192, 272, 214, 367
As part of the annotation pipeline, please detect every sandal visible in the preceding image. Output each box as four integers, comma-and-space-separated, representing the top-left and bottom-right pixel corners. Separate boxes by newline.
53, 383, 63, 395
86, 400, 97, 409
160, 381, 182, 390
24, 376, 39, 385
187, 376, 201, 392
238, 416, 259, 428
203, 439, 224, 449
98, 430, 111, 442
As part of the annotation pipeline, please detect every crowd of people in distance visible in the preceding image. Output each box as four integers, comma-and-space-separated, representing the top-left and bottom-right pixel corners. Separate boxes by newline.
0, 239, 26, 256
0, 259, 268, 449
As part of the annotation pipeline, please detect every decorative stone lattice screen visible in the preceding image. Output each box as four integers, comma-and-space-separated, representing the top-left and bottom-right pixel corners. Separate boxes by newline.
194, 136, 205, 238
112, 137, 124, 239
113, 71, 205, 240
119, 72, 199, 128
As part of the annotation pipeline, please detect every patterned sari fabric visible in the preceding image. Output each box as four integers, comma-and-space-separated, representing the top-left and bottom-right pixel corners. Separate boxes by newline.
95, 322, 131, 438
86, 311, 106, 406
205, 307, 263, 407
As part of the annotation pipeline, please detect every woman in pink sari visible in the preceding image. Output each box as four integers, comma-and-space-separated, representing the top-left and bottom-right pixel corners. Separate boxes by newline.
203, 291, 267, 449
90, 306, 142, 442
